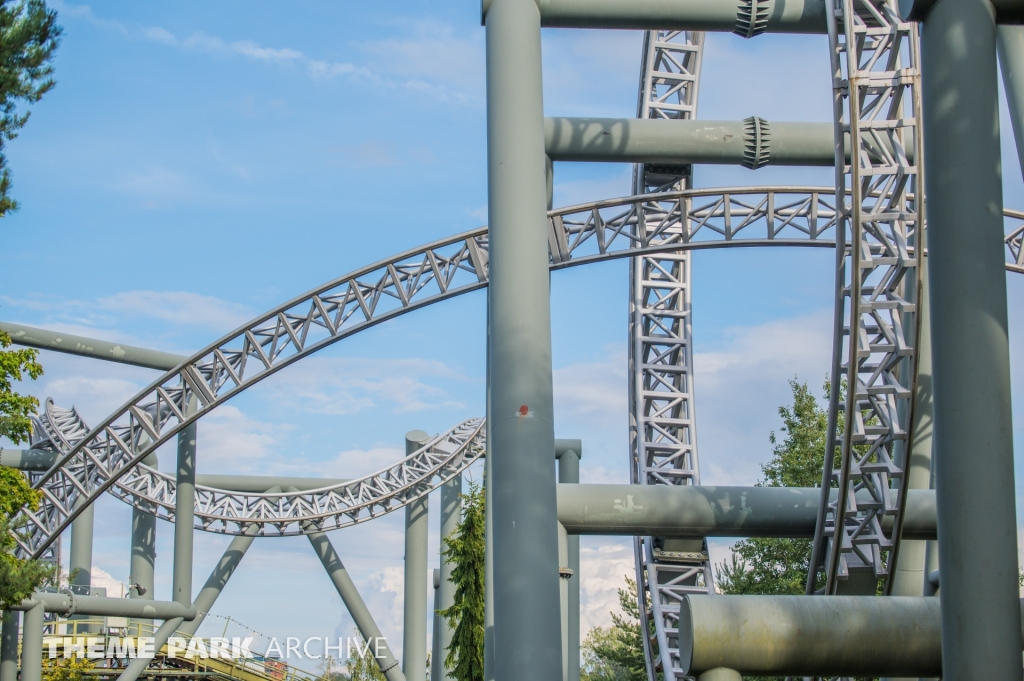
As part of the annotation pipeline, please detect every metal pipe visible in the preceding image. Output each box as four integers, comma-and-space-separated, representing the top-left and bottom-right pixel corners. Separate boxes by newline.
431, 569, 441, 681
0, 448, 58, 471
177, 489, 273, 639
173, 419, 197, 608
0, 321, 184, 371
921, 0, 1022, 679
545, 118, 835, 166
901, 0, 1022, 22
556, 485, 936, 539
557, 522, 569, 681
0, 611, 20, 681
20, 603, 42, 681
116, 617, 184, 681
557, 448, 581, 681
69, 497, 94, 620
998, 26, 1024, 184
485, 1, 562, 680
307, 529, 406, 681
681, 595, 945, 677
129, 504, 156, 631
11, 594, 196, 619
438, 473, 461, 681
697, 669, 741, 681
482, 0, 829, 33
403, 431, 430, 681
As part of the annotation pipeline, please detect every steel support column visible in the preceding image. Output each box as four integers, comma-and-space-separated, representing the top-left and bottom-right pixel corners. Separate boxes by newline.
431, 569, 441, 681
403, 430, 430, 681
20, 603, 42, 681
438, 473, 462, 681
308, 530, 405, 681
173, 421, 197, 608
921, 0, 1021, 678
69, 496, 94, 628
129, 451, 158, 634
557, 446, 580, 681
485, 0, 562, 679
0, 611, 19, 681
998, 25, 1024, 182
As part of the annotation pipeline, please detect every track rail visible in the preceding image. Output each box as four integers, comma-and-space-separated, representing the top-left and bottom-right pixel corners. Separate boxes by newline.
29, 400, 484, 535
629, 28, 713, 681
13, 187, 1022, 558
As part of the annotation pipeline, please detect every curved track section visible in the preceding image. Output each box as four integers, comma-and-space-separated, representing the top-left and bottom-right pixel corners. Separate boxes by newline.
629, 29, 713, 681
29, 399, 485, 536
14, 187, 1023, 558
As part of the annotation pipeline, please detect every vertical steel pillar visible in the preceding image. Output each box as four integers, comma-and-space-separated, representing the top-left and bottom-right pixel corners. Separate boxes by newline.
403, 430, 430, 681
431, 569, 441, 681
438, 473, 462, 681
557, 522, 569, 681
173, 421, 197, 607
69, 497, 94, 630
921, 1, 1021, 678
557, 446, 581, 681
307, 530, 406, 681
485, 0, 562, 678
20, 603, 42, 681
129, 505, 156, 633
0, 611, 20, 681
998, 25, 1024, 182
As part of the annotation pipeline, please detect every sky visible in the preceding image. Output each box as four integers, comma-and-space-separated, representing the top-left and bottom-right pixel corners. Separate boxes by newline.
1, 0, 1023, 672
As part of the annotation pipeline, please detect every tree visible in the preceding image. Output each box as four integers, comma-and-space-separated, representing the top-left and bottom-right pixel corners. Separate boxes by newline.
438, 482, 485, 681
0, 329, 53, 610
345, 633, 385, 681
715, 380, 832, 597
0, 0, 61, 216
41, 655, 94, 681
580, 578, 646, 681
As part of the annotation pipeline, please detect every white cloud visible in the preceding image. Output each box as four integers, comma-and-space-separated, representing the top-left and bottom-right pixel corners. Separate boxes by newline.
181, 32, 304, 63
579, 539, 634, 634
264, 356, 468, 415
97, 291, 252, 331
186, 405, 285, 474
90, 566, 128, 598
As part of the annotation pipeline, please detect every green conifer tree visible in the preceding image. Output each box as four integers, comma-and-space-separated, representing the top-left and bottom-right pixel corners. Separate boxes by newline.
438, 482, 485, 681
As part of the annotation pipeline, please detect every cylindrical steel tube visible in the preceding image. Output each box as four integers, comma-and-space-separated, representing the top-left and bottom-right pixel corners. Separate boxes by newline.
20, 603, 43, 681
556, 484, 936, 539
438, 473, 462, 681
0, 321, 183, 371
922, 0, 1022, 679
999, 25, 1024, 184
681, 595, 944, 677
485, 0, 563, 679
557, 448, 581, 681
13, 594, 195, 619
403, 431, 430, 681
173, 419, 197, 608
0, 611, 20, 681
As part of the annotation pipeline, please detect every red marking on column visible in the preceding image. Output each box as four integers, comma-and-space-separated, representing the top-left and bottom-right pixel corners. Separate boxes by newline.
518, 405, 529, 416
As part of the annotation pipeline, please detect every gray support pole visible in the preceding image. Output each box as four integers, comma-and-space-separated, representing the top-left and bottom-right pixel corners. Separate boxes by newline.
177, 521, 266, 638
116, 617, 184, 681
921, 1, 1021, 679
485, 0, 562, 679
20, 603, 42, 681
403, 430, 430, 681
129, 506, 156, 633
557, 449, 580, 681
431, 570, 441, 681
557, 523, 569, 681
890, 256, 934, 600
438, 473, 462, 681
0, 611, 19, 681
998, 25, 1024, 183
0, 321, 184, 371
69, 497, 94, 628
697, 670, 741, 681
307, 529, 406, 681
173, 420, 197, 608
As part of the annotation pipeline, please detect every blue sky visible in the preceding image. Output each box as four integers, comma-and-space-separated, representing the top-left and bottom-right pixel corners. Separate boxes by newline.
2, 1, 1023, 669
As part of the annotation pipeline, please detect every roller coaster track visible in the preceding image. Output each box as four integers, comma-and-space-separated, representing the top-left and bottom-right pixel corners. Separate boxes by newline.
628, 29, 714, 681
13, 188, 1024, 560
29, 399, 485, 536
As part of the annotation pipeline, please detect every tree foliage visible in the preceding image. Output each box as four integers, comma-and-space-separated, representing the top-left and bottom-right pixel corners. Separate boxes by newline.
344, 633, 386, 681
1, 330, 53, 610
41, 655, 94, 681
580, 577, 646, 681
438, 482, 485, 681
0, 0, 60, 216
715, 380, 832, 597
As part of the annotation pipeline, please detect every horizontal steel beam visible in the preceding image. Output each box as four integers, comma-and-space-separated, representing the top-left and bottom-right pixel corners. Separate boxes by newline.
1, 448, 59, 471
901, 0, 1023, 22
11, 593, 196, 620
680, 595, 1024, 677
545, 118, 835, 166
556, 484, 937, 539
0, 322, 184, 371
482, 0, 829, 33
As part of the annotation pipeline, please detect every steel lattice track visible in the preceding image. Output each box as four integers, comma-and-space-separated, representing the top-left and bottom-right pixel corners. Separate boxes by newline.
628, 29, 714, 681
12, 188, 1023, 559
27, 399, 485, 536
806, 0, 926, 599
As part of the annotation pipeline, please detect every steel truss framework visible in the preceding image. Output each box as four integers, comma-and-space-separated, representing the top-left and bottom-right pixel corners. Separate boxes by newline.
807, 0, 926, 598
14, 186, 1023, 560
628, 29, 714, 681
